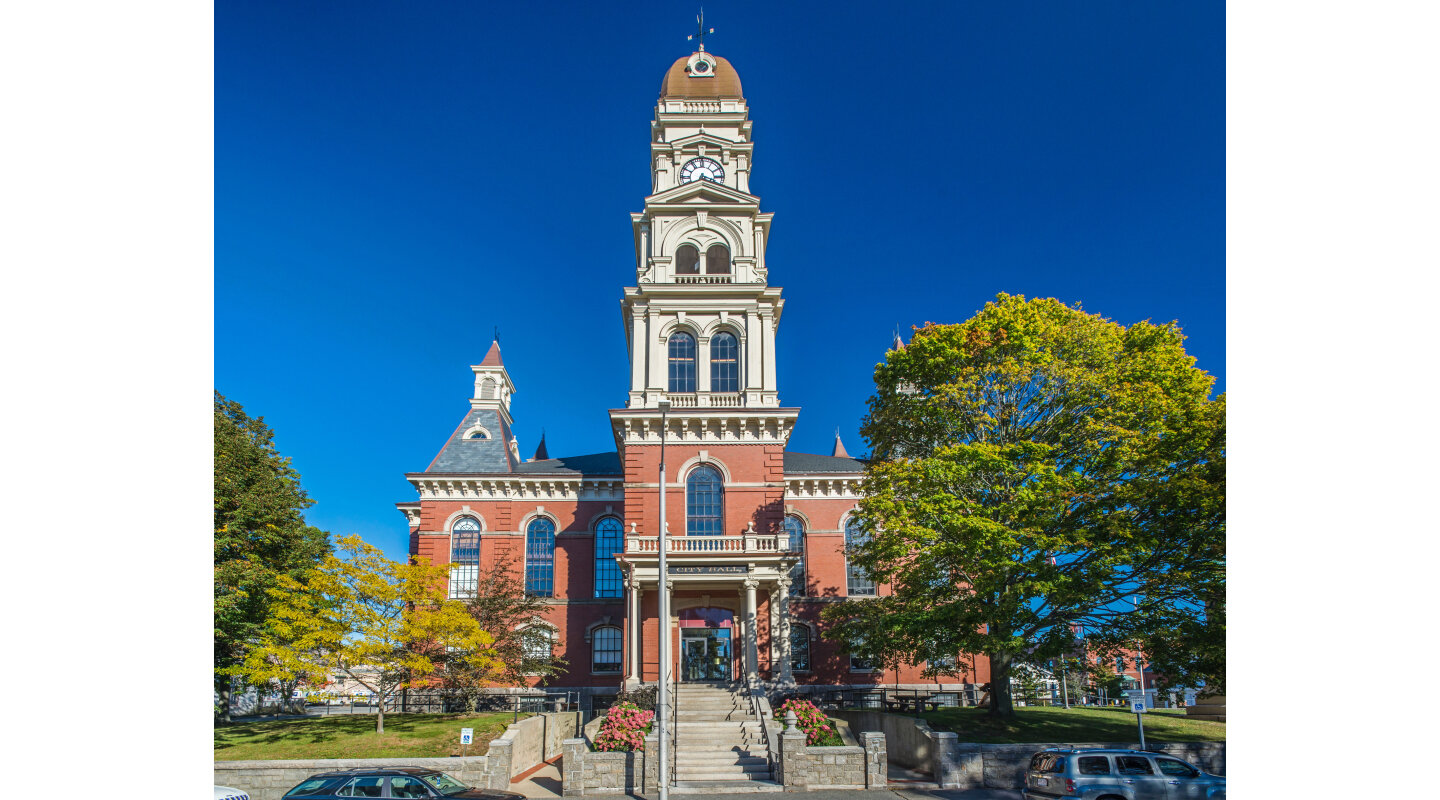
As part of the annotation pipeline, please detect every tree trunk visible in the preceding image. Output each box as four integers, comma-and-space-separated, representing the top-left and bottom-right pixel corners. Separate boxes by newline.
376, 698, 385, 734
216, 673, 232, 723
987, 652, 1015, 718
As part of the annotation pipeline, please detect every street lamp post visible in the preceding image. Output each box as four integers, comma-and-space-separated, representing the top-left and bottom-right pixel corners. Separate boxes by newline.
656, 397, 672, 800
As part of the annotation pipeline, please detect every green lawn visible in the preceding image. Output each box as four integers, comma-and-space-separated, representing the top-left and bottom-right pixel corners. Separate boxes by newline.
915, 705, 1225, 744
215, 712, 524, 761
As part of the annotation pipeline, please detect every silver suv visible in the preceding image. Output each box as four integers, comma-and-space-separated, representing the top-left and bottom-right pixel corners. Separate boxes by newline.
1020, 748, 1225, 800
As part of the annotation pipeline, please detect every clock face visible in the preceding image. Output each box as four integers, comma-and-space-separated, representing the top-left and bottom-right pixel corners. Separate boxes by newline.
679, 157, 725, 184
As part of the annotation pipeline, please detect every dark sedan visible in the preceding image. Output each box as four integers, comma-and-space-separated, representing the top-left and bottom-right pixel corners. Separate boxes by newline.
282, 767, 526, 800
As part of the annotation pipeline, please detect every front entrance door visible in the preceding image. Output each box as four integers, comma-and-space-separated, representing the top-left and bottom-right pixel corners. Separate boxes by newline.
680, 627, 731, 681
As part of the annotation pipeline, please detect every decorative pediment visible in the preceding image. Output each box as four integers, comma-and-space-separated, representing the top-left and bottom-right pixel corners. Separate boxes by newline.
646, 179, 757, 207
665, 132, 749, 152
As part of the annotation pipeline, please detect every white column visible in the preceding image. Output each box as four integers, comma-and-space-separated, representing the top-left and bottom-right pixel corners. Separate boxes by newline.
743, 579, 759, 687
760, 310, 777, 395
630, 313, 647, 399
626, 580, 642, 686
697, 336, 711, 393
744, 312, 761, 392
776, 576, 794, 686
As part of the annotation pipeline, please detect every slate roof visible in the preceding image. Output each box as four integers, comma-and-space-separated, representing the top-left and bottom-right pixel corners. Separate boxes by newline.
425, 408, 519, 473
782, 451, 866, 474
512, 451, 623, 475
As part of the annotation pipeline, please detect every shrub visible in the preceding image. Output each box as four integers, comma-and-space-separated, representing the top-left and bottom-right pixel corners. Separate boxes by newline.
615, 684, 657, 711
592, 701, 654, 752
775, 698, 844, 746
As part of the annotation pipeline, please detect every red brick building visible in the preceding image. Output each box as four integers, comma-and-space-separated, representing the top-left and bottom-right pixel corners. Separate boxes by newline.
398, 49, 989, 707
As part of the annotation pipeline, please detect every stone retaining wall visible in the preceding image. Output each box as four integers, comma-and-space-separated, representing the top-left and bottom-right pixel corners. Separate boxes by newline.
561, 739, 640, 796
213, 756, 489, 800
776, 726, 886, 790
214, 712, 579, 800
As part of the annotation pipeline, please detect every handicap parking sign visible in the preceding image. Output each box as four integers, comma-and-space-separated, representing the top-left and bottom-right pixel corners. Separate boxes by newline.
1131, 700, 1147, 714
460, 728, 474, 745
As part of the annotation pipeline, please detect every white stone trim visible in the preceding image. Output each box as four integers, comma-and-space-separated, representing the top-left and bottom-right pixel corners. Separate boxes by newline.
785, 476, 863, 499
610, 409, 797, 445
675, 452, 732, 483
460, 423, 494, 440
407, 476, 625, 502
518, 506, 560, 533
442, 507, 487, 533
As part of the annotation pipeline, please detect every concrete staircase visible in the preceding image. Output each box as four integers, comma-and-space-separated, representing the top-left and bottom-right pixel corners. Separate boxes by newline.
671, 683, 777, 789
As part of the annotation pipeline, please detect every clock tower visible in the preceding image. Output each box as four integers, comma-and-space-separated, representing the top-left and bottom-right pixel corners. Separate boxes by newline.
620, 49, 783, 411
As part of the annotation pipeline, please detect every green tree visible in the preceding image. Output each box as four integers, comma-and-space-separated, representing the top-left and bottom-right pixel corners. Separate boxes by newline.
821, 294, 1224, 718
433, 554, 568, 711
237, 535, 496, 733
214, 392, 330, 721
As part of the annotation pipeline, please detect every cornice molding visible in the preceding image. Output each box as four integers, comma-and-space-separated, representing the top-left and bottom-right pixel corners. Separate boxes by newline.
405, 475, 625, 502
608, 408, 798, 446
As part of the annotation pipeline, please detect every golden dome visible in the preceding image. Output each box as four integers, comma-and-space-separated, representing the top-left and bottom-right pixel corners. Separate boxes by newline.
659, 53, 744, 99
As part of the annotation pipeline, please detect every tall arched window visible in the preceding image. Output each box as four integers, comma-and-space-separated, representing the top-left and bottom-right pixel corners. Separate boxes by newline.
449, 516, 481, 599
594, 517, 623, 598
525, 517, 556, 596
845, 516, 876, 596
790, 626, 811, 672
784, 514, 805, 597
710, 331, 739, 393
675, 244, 700, 274
480, 377, 498, 399
686, 464, 724, 536
705, 244, 730, 274
668, 332, 696, 393
592, 625, 623, 673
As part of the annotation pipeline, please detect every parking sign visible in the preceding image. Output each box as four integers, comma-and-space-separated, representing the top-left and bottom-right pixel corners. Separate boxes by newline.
1130, 700, 1147, 714
460, 727, 474, 745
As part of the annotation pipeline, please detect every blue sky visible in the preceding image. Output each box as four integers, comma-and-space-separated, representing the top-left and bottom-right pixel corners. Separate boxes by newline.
216, 0, 1224, 563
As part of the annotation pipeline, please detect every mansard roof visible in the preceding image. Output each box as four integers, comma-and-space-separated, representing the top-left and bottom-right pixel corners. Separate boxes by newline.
783, 451, 866, 474
424, 407, 519, 473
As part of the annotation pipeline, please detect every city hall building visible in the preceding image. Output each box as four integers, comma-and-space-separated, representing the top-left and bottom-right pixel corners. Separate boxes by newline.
398, 48, 990, 706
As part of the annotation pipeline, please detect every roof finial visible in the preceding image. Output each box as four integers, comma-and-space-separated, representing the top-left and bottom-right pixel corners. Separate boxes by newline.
687, 7, 714, 51
494, 326, 501, 345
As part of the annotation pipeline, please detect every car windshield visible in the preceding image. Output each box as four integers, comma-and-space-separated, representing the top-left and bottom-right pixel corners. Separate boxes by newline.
424, 772, 471, 795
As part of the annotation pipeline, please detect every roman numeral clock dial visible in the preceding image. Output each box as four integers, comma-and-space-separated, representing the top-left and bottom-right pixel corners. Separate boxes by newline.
679, 157, 724, 184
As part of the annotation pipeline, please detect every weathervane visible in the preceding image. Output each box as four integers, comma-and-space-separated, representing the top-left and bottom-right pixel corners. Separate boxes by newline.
687, 8, 714, 51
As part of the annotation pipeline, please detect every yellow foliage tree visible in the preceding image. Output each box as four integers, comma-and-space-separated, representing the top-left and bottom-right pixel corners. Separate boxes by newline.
238, 535, 500, 733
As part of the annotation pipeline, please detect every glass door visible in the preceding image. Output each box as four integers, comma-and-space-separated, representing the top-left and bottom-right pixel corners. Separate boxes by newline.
681, 628, 732, 681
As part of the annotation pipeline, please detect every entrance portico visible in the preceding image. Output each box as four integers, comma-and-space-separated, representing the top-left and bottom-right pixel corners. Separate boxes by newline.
619, 529, 796, 691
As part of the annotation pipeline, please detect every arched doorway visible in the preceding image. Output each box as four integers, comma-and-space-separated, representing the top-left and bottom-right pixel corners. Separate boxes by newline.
678, 607, 733, 682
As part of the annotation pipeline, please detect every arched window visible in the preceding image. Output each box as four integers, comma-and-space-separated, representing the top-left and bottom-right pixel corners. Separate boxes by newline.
449, 517, 481, 599
790, 626, 811, 672
480, 377, 498, 399
710, 331, 739, 393
845, 516, 876, 596
525, 624, 555, 662
686, 464, 724, 536
705, 244, 730, 274
675, 244, 700, 274
525, 517, 556, 596
668, 332, 696, 393
849, 634, 875, 671
784, 514, 805, 597
594, 517, 623, 598
592, 625, 623, 673
468, 429, 489, 439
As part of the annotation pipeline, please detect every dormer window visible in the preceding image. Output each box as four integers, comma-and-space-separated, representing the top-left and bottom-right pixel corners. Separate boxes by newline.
675, 244, 700, 274
706, 244, 730, 274
468, 430, 488, 439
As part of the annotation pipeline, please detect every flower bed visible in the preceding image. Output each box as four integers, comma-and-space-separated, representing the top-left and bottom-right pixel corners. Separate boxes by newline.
775, 698, 844, 746
591, 701, 654, 752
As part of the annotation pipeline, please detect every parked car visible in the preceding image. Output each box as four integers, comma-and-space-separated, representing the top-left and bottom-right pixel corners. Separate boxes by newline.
1021, 748, 1224, 800
214, 787, 251, 800
282, 767, 527, 799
